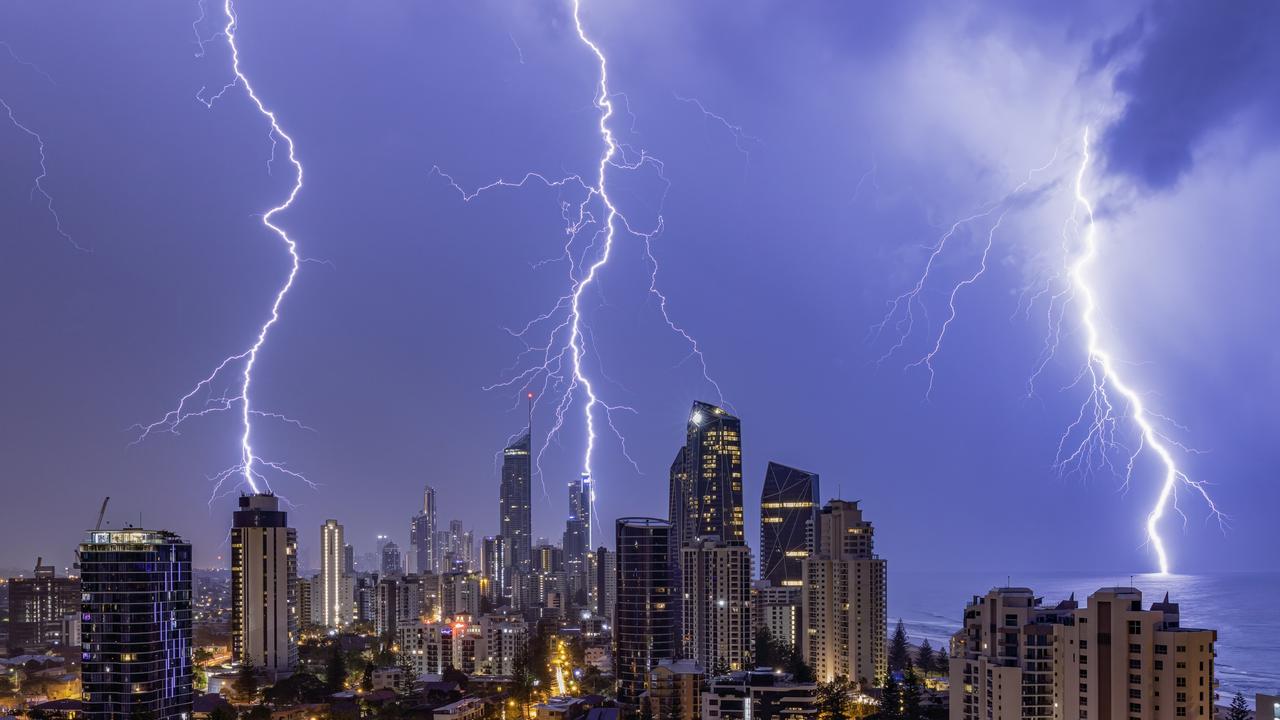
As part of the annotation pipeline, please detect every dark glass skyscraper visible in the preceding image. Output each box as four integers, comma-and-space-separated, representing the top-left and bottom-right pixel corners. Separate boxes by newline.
667, 446, 694, 550
410, 485, 437, 574
759, 462, 820, 587
685, 401, 744, 544
615, 518, 677, 706
80, 529, 193, 720
500, 431, 532, 574
563, 472, 592, 593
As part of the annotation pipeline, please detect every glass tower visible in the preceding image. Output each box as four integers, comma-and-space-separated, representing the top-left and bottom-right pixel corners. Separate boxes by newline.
685, 401, 744, 544
615, 517, 676, 706
79, 529, 193, 720
759, 461, 820, 587
500, 431, 532, 574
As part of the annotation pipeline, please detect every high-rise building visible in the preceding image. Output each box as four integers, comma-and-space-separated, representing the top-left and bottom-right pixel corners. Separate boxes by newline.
231, 494, 297, 674
615, 518, 677, 706
752, 580, 801, 650
297, 576, 315, 629
949, 586, 1217, 720
595, 546, 616, 625
759, 462, 819, 588
668, 446, 695, 551
410, 485, 437, 574
685, 401, 744, 544
320, 520, 351, 628
481, 535, 509, 602
681, 539, 753, 673
500, 431, 533, 575
802, 500, 886, 689
6, 558, 79, 653
564, 473, 592, 596
382, 541, 403, 577
398, 612, 528, 677
80, 529, 193, 720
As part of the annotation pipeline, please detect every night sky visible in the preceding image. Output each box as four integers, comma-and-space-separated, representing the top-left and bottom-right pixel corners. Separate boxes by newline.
2, 0, 1278, 576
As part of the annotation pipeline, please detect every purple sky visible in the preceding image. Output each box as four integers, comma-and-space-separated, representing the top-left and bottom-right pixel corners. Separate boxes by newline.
2, 0, 1278, 575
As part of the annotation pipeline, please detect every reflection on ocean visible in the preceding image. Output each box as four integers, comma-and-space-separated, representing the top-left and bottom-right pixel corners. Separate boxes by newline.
892, 570, 1280, 704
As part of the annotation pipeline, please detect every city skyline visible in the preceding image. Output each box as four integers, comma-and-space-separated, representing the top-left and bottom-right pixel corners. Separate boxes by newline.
3, 1, 1279, 581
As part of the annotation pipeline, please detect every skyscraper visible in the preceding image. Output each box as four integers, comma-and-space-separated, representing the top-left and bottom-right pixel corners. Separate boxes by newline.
667, 446, 694, 550
759, 462, 820, 588
595, 546, 616, 625
80, 529, 193, 720
685, 401, 744, 544
500, 431, 532, 574
6, 558, 79, 653
802, 500, 886, 688
615, 518, 677, 706
231, 494, 297, 674
410, 485, 437, 574
481, 535, 508, 602
564, 472, 592, 595
320, 520, 351, 628
680, 539, 753, 673
381, 541, 402, 577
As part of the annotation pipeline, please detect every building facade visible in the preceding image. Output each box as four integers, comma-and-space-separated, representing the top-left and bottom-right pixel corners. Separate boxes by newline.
700, 669, 818, 720
398, 613, 528, 677
949, 586, 1217, 720
500, 432, 533, 574
230, 493, 297, 674
801, 500, 887, 689
615, 518, 677, 706
680, 539, 753, 673
752, 581, 801, 650
79, 529, 193, 720
759, 462, 819, 588
6, 559, 79, 653
320, 520, 351, 628
647, 659, 705, 720
684, 401, 744, 544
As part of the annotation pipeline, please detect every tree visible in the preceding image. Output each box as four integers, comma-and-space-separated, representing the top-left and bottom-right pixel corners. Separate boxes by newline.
361, 663, 374, 692
442, 666, 469, 690
243, 706, 272, 720
902, 663, 923, 720
326, 641, 348, 692
879, 673, 902, 720
933, 646, 949, 677
264, 671, 328, 705
817, 675, 854, 720
756, 627, 784, 669
1227, 693, 1250, 720
208, 705, 236, 720
915, 639, 934, 675
232, 665, 259, 701
787, 642, 816, 683
888, 620, 910, 673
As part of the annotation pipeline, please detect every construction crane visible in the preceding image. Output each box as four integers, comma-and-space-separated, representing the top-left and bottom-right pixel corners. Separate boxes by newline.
94, 496, 110, 531
74, 496, 110, 569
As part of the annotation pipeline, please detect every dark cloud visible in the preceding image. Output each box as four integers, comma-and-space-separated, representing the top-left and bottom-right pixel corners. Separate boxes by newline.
1098, 1, 1280, 189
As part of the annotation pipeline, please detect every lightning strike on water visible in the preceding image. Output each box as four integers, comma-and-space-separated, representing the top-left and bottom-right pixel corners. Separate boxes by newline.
1050, 127, 1225, 574
134, 0, 310, 500
432, 0, 726, 501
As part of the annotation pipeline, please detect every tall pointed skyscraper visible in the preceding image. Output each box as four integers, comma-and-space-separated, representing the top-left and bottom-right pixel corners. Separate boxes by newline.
410, 485, 437, 574
685, 400, 744, 544
500, 431, 532, 574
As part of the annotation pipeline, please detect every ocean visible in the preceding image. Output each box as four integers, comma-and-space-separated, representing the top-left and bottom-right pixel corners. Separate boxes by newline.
891, 570, 1280, 704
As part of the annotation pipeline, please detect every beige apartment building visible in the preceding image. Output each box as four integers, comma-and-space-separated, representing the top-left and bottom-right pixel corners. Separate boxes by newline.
950, 586, 1216, 720
801, 499, 887, 689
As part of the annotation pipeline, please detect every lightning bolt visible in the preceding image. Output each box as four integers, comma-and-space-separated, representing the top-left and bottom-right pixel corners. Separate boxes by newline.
672, 92, 759, 168
433, 0, 726, 501
133, 0, 310, 499
872, 149, 1061, 396
2, 41, 82, 251
1052, 127, 1224, 574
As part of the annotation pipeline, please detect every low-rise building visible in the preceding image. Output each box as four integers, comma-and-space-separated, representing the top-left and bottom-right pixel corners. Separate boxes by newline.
700, 669, 817, 719
398, 613, 528, 677
432, 697, 486, 720
646, 659, 704, 720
